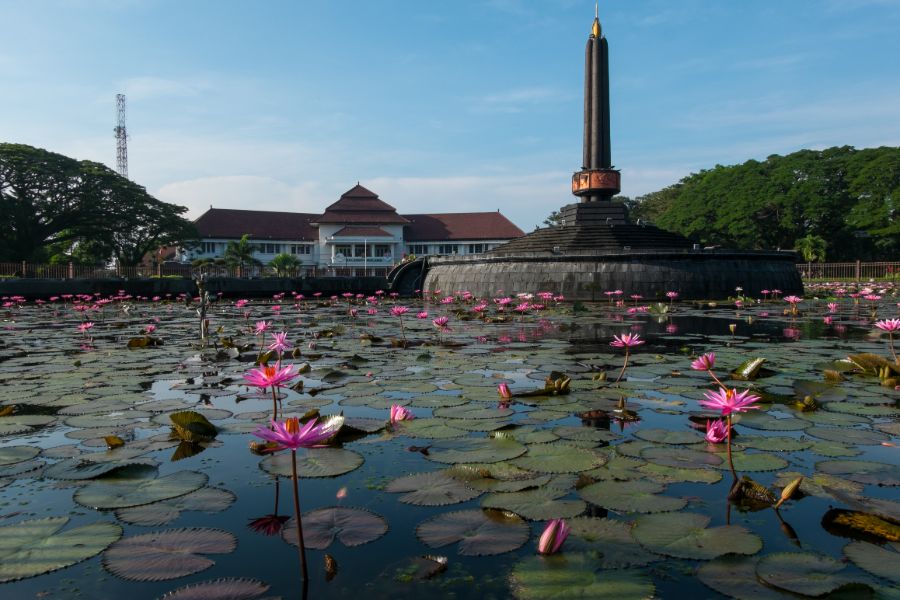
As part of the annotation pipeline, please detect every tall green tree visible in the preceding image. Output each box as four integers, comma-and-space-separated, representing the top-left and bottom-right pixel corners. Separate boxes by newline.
0, 143, 197, 263
269, 252, 301, 276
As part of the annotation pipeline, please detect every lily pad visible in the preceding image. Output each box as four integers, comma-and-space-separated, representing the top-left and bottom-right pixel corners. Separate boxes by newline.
396, 418, 467, 439
844, 541, 900, 584
385, 471, 482, 506
510, 554, 655, 600
481, 487, 586, 520
260, 448, 364, 478
697, 556, 795, 600
637, 463, 722, 484
0, 517, 122, 583
564, 517, 661, 568
75, 470, 208, 509
283, 507, 387, 549
0, 445, 41, 466
511, 443, 607, 473
579, 480, 687, 513
641, 446, 723, 469
756, 551, 858, 596
103, 528, 236, 582
416, 509, 529, 556
426, 437, 527, 465
114, 487, 237, 526
634, 428, 704, 445
154, 577, 271, 600
817, 460, 900, 486
633, 512, 762, 560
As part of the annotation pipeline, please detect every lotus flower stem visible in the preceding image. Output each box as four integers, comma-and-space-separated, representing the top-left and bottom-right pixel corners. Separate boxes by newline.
726, 414, 737, 480
614, 348, 629, 384
290, 450, 309, 581
271, 386, 280, 423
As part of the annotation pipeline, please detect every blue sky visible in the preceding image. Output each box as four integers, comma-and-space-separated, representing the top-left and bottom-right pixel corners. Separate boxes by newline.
2, 0, 899, 230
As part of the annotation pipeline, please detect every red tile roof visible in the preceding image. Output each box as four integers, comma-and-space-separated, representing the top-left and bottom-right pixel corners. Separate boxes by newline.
332, 226, 393, 237
314, 184, 410, 224
403, 212, 525, 241
194, 208, 318, 241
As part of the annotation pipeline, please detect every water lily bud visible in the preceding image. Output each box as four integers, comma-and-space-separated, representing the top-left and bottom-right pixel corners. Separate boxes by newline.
774, 476, 803, 509
497, 383, 512, 400
537, 519, 570, 555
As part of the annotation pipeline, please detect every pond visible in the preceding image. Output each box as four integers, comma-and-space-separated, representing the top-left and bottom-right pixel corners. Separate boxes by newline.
0, 288, 898, 599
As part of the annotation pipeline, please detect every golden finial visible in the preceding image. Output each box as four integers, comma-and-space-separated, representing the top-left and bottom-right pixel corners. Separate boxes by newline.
591, 2, 601, 37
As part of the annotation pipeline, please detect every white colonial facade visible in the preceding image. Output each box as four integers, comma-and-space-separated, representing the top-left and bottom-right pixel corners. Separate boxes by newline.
182, 185, 523, 276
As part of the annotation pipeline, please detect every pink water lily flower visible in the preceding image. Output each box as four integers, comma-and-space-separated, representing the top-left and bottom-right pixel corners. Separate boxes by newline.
827, 302, 839, 313
700, 387, 761, 416
610, 333, 644, 348
416, 311, 429, 319
390, 306, 410, 317
705, 419, 728, 443
78, 322, 94, 333
691, 352, 716, 371
433, 316, 450, 329
389, 404, 414, 423
537, 519, 570, 555
254, 320, 272, 335
244, 362, 298, 389
267, 332, 292, 355
253, 415, 343, 451
875, 318, 900, 332
783, 295, 802, 305
498, 382, 512, 400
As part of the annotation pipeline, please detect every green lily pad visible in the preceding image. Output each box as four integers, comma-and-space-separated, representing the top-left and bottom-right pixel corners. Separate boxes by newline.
633, 512, 762, 560
844, 541, 900, 584
396, 418, 467, 439
697, 556, 795, 600
817, 460, 900, 486
153, 578, 271, 600
385, 471, 481, 506
773, 471, 864, 499
511, 443, 607, 473
809, 441, 863, 458
637, 463, 722, 484
579, 480, 686, 513
260, 448, 364, 478
734, 413, 810, 431
102, 528, 236, 582
481, 487, 586, 520
283, 507, 387, 550
75, 469, 208, 509
641, 446, 723, 469
756, 551, 858, 596
416, 509, 530, 556
735, 436, 813, 452
510, 554, 655, 600
433, 404, 514, 420
585, 453, 646, 481
551, 426, 620, 444
825, 402, 900, 418
564, 517, 661, 568
0, 445, 41, 465
114, 487, 236, 526
712, 452, 789, 472
0, 414, 56, 436
633, 428, 704, 445
0, 517, 122, 583
807, 426, 889, 446
426, 437, 527, 465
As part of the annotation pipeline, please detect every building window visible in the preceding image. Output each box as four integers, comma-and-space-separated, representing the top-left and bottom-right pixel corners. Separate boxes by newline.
290, 244, 312, 255
373, 245, 392, 258
438, 244, 458, 254
334, 245, 352, 259
200, 241, 217, 254
468, 244, 485, 254
407, 244, 428, 255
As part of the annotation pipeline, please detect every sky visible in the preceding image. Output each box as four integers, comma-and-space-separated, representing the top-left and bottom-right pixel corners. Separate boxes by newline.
2, 0, 900, 231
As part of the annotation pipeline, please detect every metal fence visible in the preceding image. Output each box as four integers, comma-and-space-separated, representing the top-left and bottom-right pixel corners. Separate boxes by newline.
798, 261, 900, 281
0, 261, 194, 279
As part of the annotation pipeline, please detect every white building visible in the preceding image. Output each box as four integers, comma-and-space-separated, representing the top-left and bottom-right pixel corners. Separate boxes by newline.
185, 184, 524, 276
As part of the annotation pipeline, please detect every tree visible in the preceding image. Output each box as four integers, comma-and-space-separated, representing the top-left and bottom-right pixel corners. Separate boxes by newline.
0, 143, 197, 263
223, 234, 261, 276
794, 234, 827, 263
269, 253, 301, 277
542, 210, 563, 228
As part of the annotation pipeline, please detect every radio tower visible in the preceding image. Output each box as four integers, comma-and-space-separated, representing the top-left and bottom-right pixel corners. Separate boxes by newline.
114, 93, 128, 179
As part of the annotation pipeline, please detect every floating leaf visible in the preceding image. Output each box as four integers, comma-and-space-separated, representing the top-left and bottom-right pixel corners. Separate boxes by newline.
633, 512, 762, 560
481, 487, 586, 520
75, 470, 208, 509
697, 556, 795, 600
844, 541, 900, 584
822, 509, 900, 543
510, 554, 654, 600
637, 463, 722, 484
641, 446, 722, 469
284, 507, 387, 550
260, 448, 364, 478
731, 357, 767, 380
169, 411, 217, 442
426, 437, 527, 465
564, 517, 660, 568
511, 443, 607, 473
385, 471, 481, 506
0, 445, 40, 466
817, 459, 900, 486
396, 418, 467, 439
103, 528, 236, 582
115, 487, 236, 526
579, 480, 686, 514
155, 577, 271, 600
417, 509, 529, 556
0, 517, 122, 583
755, 551, 857, 597
807, 426, 889, 445
633, 428, 704, 445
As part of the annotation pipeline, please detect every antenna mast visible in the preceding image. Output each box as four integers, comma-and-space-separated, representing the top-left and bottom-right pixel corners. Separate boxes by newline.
115, 94, 128, 179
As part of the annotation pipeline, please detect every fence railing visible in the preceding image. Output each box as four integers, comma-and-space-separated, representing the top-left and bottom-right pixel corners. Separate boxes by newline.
0, 261, 391, 280
797, 261, 900, 281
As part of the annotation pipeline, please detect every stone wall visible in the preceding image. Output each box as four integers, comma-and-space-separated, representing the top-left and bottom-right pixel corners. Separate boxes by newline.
423, 251, 803, 300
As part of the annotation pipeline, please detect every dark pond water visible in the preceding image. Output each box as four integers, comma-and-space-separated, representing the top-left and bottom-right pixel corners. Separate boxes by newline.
0, 291, 897, 599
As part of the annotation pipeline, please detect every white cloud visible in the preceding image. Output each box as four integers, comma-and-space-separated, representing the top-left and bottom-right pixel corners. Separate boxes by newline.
156, 176, 327, 218
119, 76, 211, 101
473, 86, 570, 114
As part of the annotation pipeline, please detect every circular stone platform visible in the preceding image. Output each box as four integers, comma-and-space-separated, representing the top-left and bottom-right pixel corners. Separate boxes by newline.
416, 250, 803, 301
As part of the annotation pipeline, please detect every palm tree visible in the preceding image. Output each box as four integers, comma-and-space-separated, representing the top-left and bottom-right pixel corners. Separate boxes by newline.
269, 252, 301, 277
223, 234, 261, 277
794, 234, 827, 278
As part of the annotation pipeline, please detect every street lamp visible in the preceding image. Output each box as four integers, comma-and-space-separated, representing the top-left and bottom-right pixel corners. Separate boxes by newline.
364, 238, 367, 277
